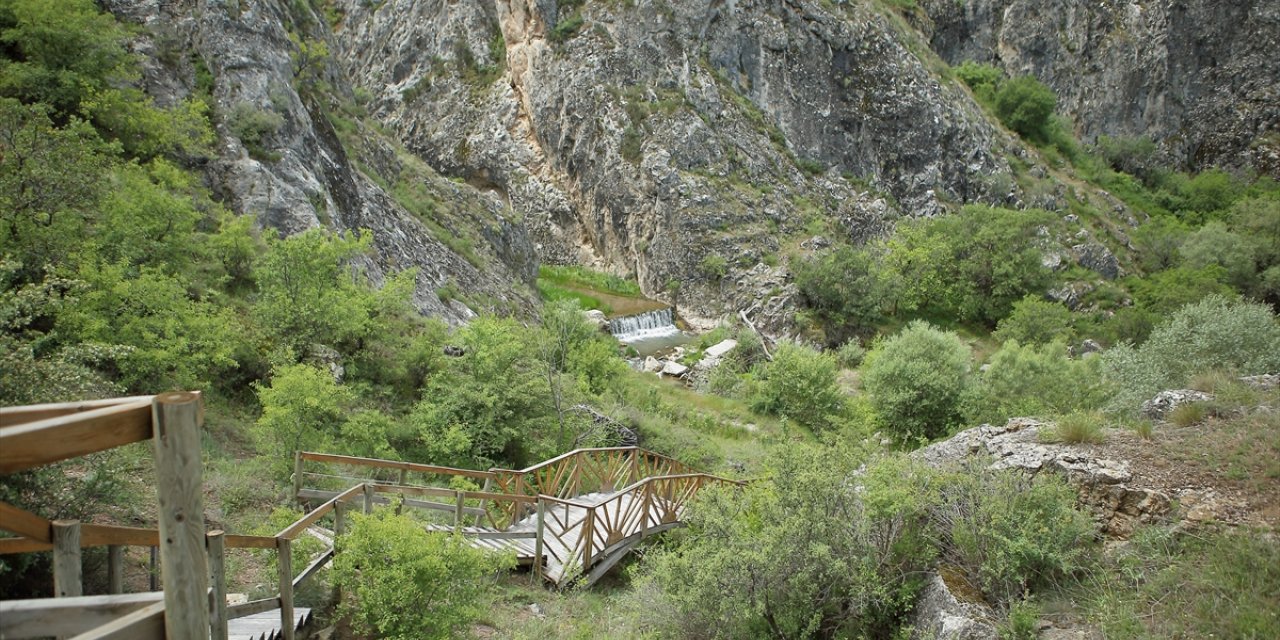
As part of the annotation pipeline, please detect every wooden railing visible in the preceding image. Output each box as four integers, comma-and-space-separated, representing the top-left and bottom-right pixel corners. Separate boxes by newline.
0, 392, 214, 639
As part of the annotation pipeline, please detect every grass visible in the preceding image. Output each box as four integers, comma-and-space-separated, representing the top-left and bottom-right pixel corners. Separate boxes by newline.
1042, 411, 1106, 444
1168, 402, 1206, 428
1078, 526, 1280, 639
538, 265, 642, 298
536, 280, 612, 314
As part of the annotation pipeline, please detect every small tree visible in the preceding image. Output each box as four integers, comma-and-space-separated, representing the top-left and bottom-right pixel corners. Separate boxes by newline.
993, 295, 1075, 346
749, 343, 844, 432
862, 321, 973, 440
333, 509, 514, 640
994, 75, 1056, 143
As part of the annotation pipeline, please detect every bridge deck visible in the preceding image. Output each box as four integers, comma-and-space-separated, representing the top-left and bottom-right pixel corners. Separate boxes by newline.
227, 607, 310, 640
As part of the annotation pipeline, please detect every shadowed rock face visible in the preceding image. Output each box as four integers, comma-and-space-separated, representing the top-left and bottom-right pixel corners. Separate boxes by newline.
920, 0, 1280, 176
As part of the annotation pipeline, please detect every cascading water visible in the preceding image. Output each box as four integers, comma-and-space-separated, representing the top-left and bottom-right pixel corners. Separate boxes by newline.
609, 308, 680, 343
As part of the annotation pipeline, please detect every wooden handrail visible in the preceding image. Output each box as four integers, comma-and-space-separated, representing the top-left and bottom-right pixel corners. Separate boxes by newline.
0, 400, 155, 474
0, 501, 52, 542
489, 446, 640, 475
298, 451, 495, 480
0, 396, 157, 428
277, 484, 365, 540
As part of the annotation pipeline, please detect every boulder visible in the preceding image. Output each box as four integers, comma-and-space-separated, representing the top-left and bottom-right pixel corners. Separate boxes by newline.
1141, 390, 1213, 420
702, 339, 738, 360
1240, 374, 1279, 391
583, 309, 609, 331
643, 356, 662, 373
1072, 242, 1122, 280
909, 572, 998, 640
661, 361, 690, 378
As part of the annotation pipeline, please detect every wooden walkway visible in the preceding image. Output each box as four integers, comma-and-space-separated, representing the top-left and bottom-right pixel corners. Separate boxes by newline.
227, 607, 310, 640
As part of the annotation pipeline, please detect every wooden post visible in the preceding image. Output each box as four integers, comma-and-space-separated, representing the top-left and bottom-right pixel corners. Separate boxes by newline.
278, 537, 295, 640
208, 531, 228, 640
51, 520, 82, 598
107, 544, 124, 594
396, 468, 407, 485
334, 501, 347, 537
514, 475, 526, 521
151, 391, 209, 637
292, 451, 303, 504
475, 477, 492, 526
453, 490, 465, 533
630, 449, 640, 486
362, 483, 374, 515
534, 499, 546, 583
581, 509, 595, 569
149, 546, 158, 591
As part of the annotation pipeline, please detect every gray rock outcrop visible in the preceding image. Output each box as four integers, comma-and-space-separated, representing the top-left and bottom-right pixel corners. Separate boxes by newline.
909, 572, 998, 640
1141, 390, 1213, 420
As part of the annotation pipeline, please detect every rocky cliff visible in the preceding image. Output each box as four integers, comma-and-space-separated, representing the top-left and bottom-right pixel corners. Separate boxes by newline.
918, 0, 1280, 176
98, 0, 1274, 327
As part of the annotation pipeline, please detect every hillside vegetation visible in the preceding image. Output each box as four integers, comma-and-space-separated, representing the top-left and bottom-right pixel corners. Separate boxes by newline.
1, 1, 1278, 639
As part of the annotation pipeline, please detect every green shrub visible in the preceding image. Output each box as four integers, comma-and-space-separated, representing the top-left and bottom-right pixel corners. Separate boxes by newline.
969, 341, 1109, 425
633, 445, 938, 639
334, 509, 514, 640
1000, 598, 1041, 640
227, 102, 284, 161
748, 343, 843, 432
835, 339, 866, 368
992, 295, 1075, 346
994, 76, 1056, 144
863, 321, 973, 441
933, 466, 1094, 608
954, 61, 1003, 104
1102, 295, 1280, 413
549, 12, 584, 43
793, 245, 888, 343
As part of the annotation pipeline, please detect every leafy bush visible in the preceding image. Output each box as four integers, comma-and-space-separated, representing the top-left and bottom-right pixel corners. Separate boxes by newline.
835, 339, 866, 368
968, 341, 1109, 425
333, 509, 514, 640
748, 343, 843, 432
954, 61, 1003, 104
632, 446, 938, 639
793, 245, 887, 343
932, 465, 1094, 609
994, 76, 1057, 143
252, 363, 354, 474
992, 295, 1075, 346
227, 102, 284, 161
863, 321, 973, 441
1101, 295, 1280, 413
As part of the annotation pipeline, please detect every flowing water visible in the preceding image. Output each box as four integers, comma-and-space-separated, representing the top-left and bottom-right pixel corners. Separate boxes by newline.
609, 308, 691, 356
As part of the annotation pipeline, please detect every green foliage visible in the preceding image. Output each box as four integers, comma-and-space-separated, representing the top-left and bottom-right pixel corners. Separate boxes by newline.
59, 262, 241, 392
410, 316, 553, 467
537, 265, 642, 297
884, 205, 1054, 325
333, 509, 514, 640
954, 61, 1003, 104
993, 75, 1057, 144
252, 228, 409, 359
992, 295, 1075, 346
227, 102, 284, 162
1179, 221, 1255, 289
252, 363, 354, 473
633, 445, 937, 639
835, 338, 865, 369
698, 253, 729, 280
1101, 295, 1280, 413
1095, 135, 1160, 185
933, 465, 1094, 608
1000, 599, 1041, 640
863, 321, 973, 441
0, 0, 131, 115
968, 341, 1109, 425
1124, 265, 1233, 315
549, 12, 585, 43
748, 343, 843, 432
1129, 215, 1189, 271
793, 245, 887, 342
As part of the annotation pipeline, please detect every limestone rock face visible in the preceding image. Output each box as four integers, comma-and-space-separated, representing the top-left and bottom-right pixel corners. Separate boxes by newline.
920, 0, 1280, 177
103, 0, 538, 324
908, 572, 998, 640
328, 0, 1014, 324
915, 419, 1171, 538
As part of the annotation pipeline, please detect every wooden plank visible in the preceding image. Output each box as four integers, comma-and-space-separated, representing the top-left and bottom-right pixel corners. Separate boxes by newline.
0, 396, 155, 427
0, 592, 164, 639
227, 597, 282, 620
0, 536, 52, 554
208, 531, 228, 640
81, 524, 158, 547
299, 451, 496, 480
53, 520, 82, 597
291, 548, 334, 590
0, 400, 154, 473
298, 489, 488, 517
277, 484, 364, 540
0, 501, 52, 542
223, 533, 279, 549
151, 391, 209, 639
67, 600, 166, 640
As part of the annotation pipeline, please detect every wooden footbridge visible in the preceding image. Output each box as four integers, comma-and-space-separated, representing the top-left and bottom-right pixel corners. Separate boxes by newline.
0, 393, 739, 639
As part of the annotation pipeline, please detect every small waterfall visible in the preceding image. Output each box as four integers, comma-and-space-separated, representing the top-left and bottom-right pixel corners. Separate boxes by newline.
609, 308, 680, 343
